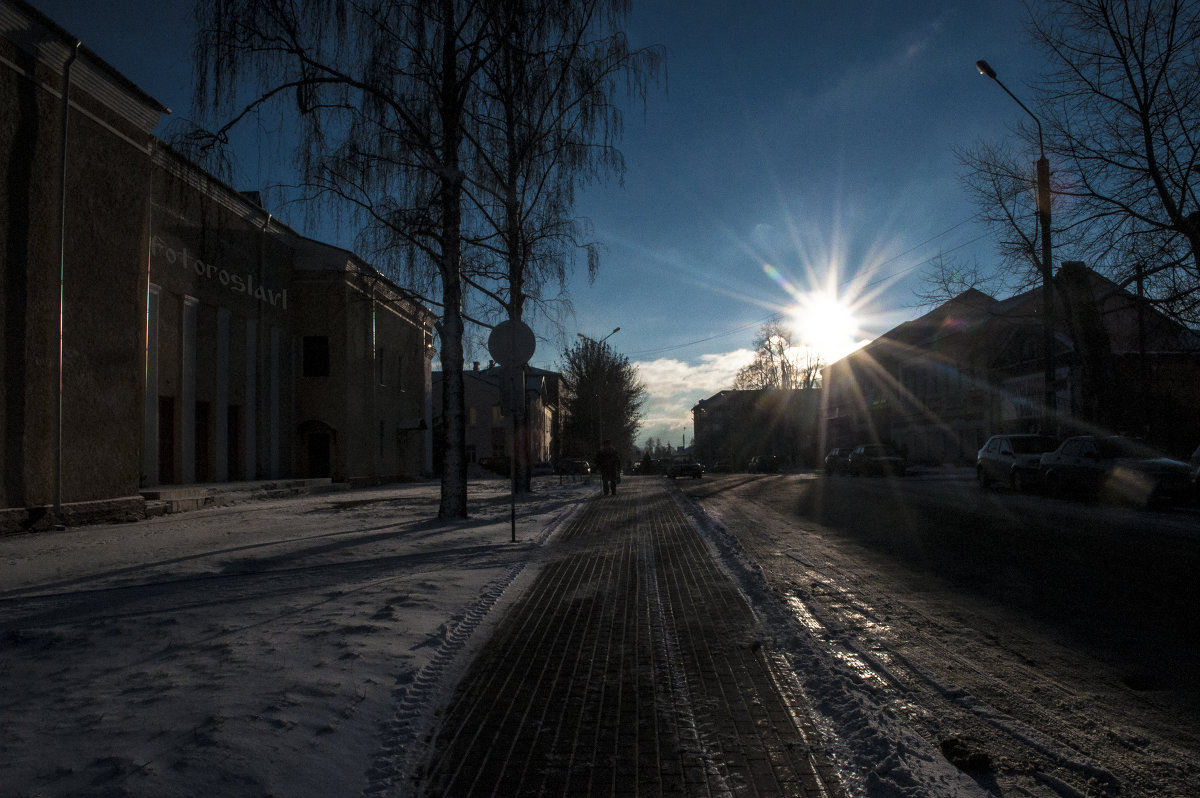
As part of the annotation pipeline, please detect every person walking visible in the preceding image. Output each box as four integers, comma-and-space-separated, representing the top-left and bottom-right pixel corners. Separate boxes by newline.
596, 440, 622, 496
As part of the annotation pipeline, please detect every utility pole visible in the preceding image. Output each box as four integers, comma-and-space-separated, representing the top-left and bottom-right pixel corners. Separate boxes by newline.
977, 60, 1057, 431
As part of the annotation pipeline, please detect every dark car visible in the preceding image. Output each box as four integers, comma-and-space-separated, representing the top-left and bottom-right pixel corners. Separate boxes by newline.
824, 448, 853, 476
632, 458, 663, 475
747, 454, 782, 473
1038, 435, 1192, 507
478, 455, 511, 475
1191, 443, 1200, 504
976, 434, 1059, 491
848, 444, 907, 477
556, 458, 592, 475
666, 457, 704, 479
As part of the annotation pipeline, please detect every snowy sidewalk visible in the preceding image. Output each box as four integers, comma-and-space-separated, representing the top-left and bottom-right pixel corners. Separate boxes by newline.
0, 479, 592, 797
411, 478, 843, 797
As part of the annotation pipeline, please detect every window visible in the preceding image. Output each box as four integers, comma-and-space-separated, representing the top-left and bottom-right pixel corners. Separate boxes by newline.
468, 407, 477, 426
376, 347, 386, 385
302, 336, 330, 378
397, 356, 405, 392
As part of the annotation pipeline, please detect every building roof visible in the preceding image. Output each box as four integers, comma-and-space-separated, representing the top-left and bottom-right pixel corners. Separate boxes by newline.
823, 263, 1200, 377
1, 0, 170, 131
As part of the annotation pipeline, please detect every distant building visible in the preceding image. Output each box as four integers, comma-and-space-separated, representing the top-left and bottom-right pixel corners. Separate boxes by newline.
1, 0, 435, 529
692, 388, 822, 470
432, 363, 561, 473
822, 263, 1200, 464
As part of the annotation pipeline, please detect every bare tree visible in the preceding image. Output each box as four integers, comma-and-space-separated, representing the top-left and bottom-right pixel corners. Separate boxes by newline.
913, 251, 1004, 308
188, 0, 500, 518
732, 320, 821, 390
187, 1, 659, 515
463, 0, 662, 490
964, 0, 1200, 322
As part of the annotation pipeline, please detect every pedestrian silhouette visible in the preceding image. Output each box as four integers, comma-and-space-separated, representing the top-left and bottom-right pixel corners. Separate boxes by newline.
595, 440, 621, 496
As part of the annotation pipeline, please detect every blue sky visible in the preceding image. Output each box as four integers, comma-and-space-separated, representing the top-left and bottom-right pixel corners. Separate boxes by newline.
34, 0, 1045, 448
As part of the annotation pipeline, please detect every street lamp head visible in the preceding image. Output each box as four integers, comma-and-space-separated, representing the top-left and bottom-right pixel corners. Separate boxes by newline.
976, 60, 996, 79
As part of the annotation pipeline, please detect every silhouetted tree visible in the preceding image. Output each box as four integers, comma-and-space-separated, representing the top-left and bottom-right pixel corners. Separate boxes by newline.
913, 252, 1003, 308
961, 0, 1200, 322
733, 320, 822, 390
560, 337, 644, 459
188, 0, 661, 513
467, 1, 662, 490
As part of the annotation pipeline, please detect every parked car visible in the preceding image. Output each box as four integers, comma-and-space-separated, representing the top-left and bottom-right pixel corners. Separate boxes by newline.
747, 454, 782, 473
531, 461, 554, 477
848, 444, 907, 477
632, 458, 663, 475
478, 455, 511, 475
666, 457, 704, 479
1038, 435, 1192, 507
976, 434, 1060, 491
711, 459, 734, 473
1191, 443, 1200, 504
824, 448, 853, 476
556, 458, 592, 475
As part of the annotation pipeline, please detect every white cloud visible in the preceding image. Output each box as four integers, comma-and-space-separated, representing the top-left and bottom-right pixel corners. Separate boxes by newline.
632, 350, 754, 445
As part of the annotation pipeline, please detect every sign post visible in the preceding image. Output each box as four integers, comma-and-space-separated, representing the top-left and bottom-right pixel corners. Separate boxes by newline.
487, 320, 536, 542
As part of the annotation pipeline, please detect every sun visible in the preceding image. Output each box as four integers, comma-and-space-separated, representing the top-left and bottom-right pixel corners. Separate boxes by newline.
792, 291, 860, 364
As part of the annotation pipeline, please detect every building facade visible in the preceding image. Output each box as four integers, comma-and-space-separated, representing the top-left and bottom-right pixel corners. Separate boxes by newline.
2, 1, 166, 521
2, 0, 435, 529
822, 264, 1200, 465
433, 363, 560, 473
692, 388, 822, 470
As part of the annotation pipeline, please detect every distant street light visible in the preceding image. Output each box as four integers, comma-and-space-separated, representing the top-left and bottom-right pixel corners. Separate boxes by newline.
976, 60, 1057, 425
577, 326, 621, 345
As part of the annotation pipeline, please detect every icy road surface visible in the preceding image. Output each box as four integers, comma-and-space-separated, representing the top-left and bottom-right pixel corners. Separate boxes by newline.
675, 470, 1200, 796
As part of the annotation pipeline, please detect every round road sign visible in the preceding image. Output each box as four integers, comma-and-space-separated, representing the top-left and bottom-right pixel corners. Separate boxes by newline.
488, 319, 536, 366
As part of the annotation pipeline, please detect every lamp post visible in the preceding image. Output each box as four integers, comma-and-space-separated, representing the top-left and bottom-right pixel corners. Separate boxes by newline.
976, 60, 1056, 427
577, 326, 621, 345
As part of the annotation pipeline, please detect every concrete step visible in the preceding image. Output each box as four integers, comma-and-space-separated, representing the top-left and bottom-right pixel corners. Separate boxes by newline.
141, 478, 340, 514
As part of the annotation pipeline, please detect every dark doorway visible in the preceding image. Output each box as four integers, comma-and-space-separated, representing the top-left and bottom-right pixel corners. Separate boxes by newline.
308, 432, 331, 478
158, 396, 174, 484
227, 405, 242, 481
195, 401, 212, 483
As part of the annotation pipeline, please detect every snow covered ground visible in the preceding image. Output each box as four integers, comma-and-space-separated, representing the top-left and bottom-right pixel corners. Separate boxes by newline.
0, 479, 591, 797
5, 473, 1194, 796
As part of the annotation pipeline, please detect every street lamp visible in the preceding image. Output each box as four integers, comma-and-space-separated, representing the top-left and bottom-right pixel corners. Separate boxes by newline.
577, 326, 620, 345
976, 60, 1057, 425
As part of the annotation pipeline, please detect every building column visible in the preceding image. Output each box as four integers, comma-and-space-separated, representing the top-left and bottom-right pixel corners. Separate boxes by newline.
214, 306, 230, 481
142, 285, 160, 486
269, 325, 280, 478
245, 318, 257, 479
181, 296, 198, 483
